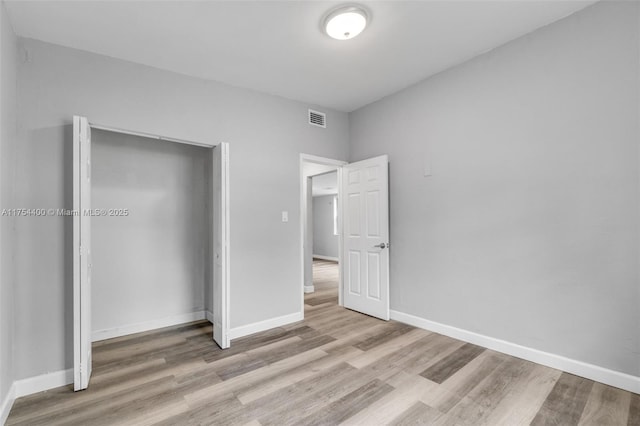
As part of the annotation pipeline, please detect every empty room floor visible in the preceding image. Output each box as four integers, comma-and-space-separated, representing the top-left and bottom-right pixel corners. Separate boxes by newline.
6, 268, 639, 425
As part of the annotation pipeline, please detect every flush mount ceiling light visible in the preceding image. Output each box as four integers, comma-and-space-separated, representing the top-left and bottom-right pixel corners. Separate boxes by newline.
323, 5, 369, 41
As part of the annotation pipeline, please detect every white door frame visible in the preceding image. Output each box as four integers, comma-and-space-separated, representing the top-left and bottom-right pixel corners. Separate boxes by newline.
73, 118, 231, 390
299, 154, 347, 315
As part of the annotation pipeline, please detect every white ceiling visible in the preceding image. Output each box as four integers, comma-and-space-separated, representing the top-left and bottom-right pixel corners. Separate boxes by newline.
5, 0, 596, 112
312, 171, 338, 197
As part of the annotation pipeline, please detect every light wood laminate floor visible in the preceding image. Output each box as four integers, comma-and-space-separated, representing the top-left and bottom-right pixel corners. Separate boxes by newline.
7, 261, 639, 425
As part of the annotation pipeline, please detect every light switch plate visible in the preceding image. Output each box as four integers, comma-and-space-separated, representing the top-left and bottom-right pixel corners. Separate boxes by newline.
282, 211, 289, 222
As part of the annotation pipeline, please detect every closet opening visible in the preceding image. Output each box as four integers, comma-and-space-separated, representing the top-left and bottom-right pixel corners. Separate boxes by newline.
72, 116, 230, 391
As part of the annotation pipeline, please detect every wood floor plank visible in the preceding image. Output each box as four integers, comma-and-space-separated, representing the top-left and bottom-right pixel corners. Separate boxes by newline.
628, 393, 640, 426
236, 346, 363, 404
252, 333, 336, 366
388, 401, 442, 426
477, 362, 562, 426
389, 333, 466, 378
114, 400, 192, 426
305, 294, 339, 306
420, 350, 507, 413
183, 348, 329, 406
154, 392, 245, 426
353, 322, 414, 351
530, 372, 595, 426
91, 358, 168, 385
292, 379, 394, 426
420, 342, 486, 384
253, 354, 406, 425
433, 357, 538, 426
347, 328, 429, 369
248, 363, 362, 425
304, 301, 334, 312
578, 382, 632, 426
318, 314, 381, 337
343, 372, 439, 425
320, 322, 395, 353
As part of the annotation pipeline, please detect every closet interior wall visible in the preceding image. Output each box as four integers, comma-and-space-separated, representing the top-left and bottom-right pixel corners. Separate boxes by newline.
91, 129, 211, 339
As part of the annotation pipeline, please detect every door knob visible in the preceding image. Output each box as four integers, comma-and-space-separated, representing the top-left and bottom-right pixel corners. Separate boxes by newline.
373, 243, 387, 249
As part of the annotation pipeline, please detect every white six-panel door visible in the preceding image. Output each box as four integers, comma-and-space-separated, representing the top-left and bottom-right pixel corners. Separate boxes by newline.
342, 155, 390, 320
212, 142, 230, 349
73, 115, 92, 391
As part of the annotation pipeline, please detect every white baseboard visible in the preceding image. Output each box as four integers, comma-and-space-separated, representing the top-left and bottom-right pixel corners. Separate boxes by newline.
205, 310, 214, 323
313, 255, 339, 262
229, 311, 303, 340
13, 368, 73, 398
8, 312, 209, 405
304, 285, 315, 293
0, 382, 15, 425
390, 310, 640, 394
92, 311, 206, 342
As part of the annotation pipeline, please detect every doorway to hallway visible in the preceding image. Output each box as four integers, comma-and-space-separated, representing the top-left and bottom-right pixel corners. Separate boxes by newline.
305, 259, 339, 309
299, 152, 390, 321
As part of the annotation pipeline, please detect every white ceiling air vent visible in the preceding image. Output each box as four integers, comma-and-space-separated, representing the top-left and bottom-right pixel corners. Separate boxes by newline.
308, 109, 326, 128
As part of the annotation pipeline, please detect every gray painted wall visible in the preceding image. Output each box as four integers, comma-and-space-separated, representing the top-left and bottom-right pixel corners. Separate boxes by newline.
312, 194, 338, 259
13, 38, 349, 380
349, 1, 640, 376
92, 130, 210, 335
0, 1, 16, 412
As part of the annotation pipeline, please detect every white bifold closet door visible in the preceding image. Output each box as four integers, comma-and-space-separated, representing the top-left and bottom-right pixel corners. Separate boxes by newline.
342, 155, 390, 321
73, 115, 92, 391
212, 142, 230, 349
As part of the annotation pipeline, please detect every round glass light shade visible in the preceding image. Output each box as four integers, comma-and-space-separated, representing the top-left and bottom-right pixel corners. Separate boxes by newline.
324, 7, 368, 40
